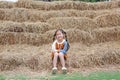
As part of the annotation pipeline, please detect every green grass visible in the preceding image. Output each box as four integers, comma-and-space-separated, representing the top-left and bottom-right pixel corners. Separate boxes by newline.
50, 71, 120, 80
0, 71, 120, 80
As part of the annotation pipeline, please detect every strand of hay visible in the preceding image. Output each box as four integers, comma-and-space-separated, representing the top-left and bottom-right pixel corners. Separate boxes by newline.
95, 13, 120, 28
0, 21, 50, 33
92, 26, 120, 43
47, 17, 99, 32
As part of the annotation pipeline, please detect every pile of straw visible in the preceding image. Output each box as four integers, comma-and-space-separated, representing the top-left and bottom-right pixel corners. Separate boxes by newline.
0, 21, 50, 33
92, 26, 120, 43
0, 1, 15, 8
0, 43, 120, 71
47, 17, 98, 32
15, 0, 120, 10
0, 0, 120, 10
0, 8, 120, 22
0, 8, 44, 22
69, 48, 120, 68
95, 13, 120, 27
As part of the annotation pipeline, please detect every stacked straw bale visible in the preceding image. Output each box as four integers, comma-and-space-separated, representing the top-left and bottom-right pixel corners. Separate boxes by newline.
0, 1, 15, 8
95, 13, 120, 27
69, 48, 120, 68
47, 17, 99, 32
0, 8, 120, 22
92, 26, 120, 43
0, 21, 50, 33
0, 44, 120, 71
15, 0, 120, 10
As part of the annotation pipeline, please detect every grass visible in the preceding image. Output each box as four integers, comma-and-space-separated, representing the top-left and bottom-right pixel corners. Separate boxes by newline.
0, 71, 120, 80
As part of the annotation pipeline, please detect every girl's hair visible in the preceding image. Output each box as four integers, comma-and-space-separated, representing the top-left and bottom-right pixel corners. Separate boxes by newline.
53, 29, 70, 51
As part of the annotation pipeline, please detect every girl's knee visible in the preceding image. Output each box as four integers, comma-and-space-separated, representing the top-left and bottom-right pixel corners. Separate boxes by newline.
58, 53, 64, 57
54, 53, 59, 57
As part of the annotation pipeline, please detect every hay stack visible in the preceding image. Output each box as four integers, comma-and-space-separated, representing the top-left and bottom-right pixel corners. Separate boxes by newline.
40, 10, 97, 22
0, 1, 15, 8
0, 9, 5, 20
95, 13, 120, 28
0, 32, 45, 45
15, 0, 120, 10
0, 21, 50, 33
0, 8, 119, 22
0, 28, 93, 45
0, 8, 44, 22
87, 1, 119, 10
1, 43, 120, 71
0, 8, 97, 22
66, 29, 93, 44
69, 47, 120, 68
16, 0, 88, 10
0, 44, 51, 71
47, 17, 98, 32
92, 26, 120, 43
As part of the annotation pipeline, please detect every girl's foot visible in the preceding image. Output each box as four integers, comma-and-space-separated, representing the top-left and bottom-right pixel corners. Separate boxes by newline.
62, 67, 67, 74
52, 67, 57, 74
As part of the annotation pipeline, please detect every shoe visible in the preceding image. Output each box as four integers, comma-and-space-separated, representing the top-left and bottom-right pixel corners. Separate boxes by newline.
52, 67, 57, 74
62, 67, 67, 74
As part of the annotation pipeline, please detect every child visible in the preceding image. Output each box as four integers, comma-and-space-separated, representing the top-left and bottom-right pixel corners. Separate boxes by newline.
51, 29, 70, 74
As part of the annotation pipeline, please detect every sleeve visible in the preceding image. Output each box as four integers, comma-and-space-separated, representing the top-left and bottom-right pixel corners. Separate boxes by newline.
60, 41, 68, 54
52, 41, 57, 52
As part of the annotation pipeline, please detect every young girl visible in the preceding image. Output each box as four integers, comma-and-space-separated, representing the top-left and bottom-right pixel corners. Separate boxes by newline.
51, 29, 70, 74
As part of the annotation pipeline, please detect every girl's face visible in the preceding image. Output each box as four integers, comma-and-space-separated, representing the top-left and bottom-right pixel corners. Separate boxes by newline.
56, 30, 64, 42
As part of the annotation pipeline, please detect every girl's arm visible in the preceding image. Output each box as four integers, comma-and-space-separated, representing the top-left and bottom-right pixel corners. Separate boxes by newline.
52, 40, 58, 53
60, 41, 68, 54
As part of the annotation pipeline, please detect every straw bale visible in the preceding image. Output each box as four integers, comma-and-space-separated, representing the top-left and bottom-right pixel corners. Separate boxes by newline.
0, 32, 42, 45
0, 21, 50, 33
66, 29, 93, 44
0, 42, 120, 71
0, 8, 119, 22
95, 13, 120, 28
0, 8, 46, 22
16, 0, 88, 10
47, 17, 98, 32
69, 46, 120, 68
0, 28, 93, 45
92, 26, 120, 43
87, 1, 119, 10
0, 8, 96, 22
40, 10, 97, 22
0, 9, 5, 20
0, 1, 15, 8
15, 0, 120, 10
0, 44, 51, 71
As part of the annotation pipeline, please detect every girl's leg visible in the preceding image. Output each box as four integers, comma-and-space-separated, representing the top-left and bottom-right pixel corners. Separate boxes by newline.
59, 53, 67, 74
58, 53, 65, 67
53, 52, 59, 68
